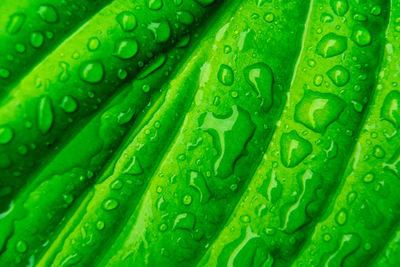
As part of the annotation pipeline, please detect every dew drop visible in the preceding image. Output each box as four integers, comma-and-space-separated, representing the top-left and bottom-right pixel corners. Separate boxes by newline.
116, 11, 137, 32
217, 64, 234, 86
0, 127, 14, 144
79, 61, 104, 84
38, 5, 59, 24
38, 96, 54, 134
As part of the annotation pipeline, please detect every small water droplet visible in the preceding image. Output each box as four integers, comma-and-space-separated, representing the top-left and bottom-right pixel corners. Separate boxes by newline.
102, 198, 119, 211
87, 37, 100, 51
351, 26, 371, 47
327, 65, 350, 87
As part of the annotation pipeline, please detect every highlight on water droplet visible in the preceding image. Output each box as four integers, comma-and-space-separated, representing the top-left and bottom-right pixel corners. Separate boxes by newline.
6, 13, 25, 34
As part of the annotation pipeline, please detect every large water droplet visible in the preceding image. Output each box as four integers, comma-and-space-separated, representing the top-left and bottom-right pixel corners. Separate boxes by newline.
102, 198, 119, 211
189, 171, 211, 203
217, 64, 234, 86
0, 127, 14, 144
294, 90, 346, 133
6, 13, 25, 34
280, 130, 312, 168
116, 11, 137, 32
79, 61, 104, 83
148, 21, 171, 43
316, 33, 347, 58
147, 0, 163, 10
38, 5, 59, 24
122, 156, 143, 175
381, 91, 400, 129
330, 0, 349, 16
87, 37, 100, 51
30, 32, 45, 48
244, 62, 274, 111
38, 96, 54, 134
113, 38, 139, 60
351, 26, 372, 47
173, 212, 196, 230
194, 0, 216, 6
283, 169, 322, 233
60, 96, 78, 113
176, 11, 195, 25
327, 65, 350, 87
199, 105, 255, 178
325, 234, 361, 266
137, 54, 167, 79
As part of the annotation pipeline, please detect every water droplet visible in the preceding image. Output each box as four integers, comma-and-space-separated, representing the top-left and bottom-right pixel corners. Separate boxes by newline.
353, 13, 368, 22
38, 5, 59, 24
159, 223, 168, 232
30, 31, 44, 48
0, 127, 13, 145
96, 220, 105, 230
173, 212, 195, 230
6, 13, 25, 34
330, 0, 349, 16
244, 62, 274, 111
116, 11, 137, 32
118, 68, 128, 80
347, 191, 357, 205
381, 91, 400, 129
38, 96, 54, 134
313, 74, 323, 86
199, 105, 255, 177
316, 33, 347, 58
113, 38, 139, 60
325, 234, 361, 266
15, 43, 26, 53
16, 240, 28, 253
294, 90, 345, 133
280, 130, 312, 168
335, 209, 348, 225
264, 12, 274, 23
370, 5, 382, 16
102, 198, 119, 211
147, 0, 163, 10
79, 61, 104, 83
137, 54, 167, 79
60, 96, 78, 113
176, 11, 195, 25
194, 0, 216, 6
182, 194, 192, 205
87, 37, 100, 51
351, 26, 371, 47
363, 172, 375, 183
189, 170, 211, 203
122, 156, 143, 175
0, 68, 10, 79
327, 65, 350, 87
373, 145, 385, 159
217, 64, 234, 86
218, 226, 272, 267
148, 20, 171, 43
283, 169, 322, 233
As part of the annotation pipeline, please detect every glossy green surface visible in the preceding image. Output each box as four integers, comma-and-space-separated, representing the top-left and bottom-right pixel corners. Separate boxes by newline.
0, 0, 399, 266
